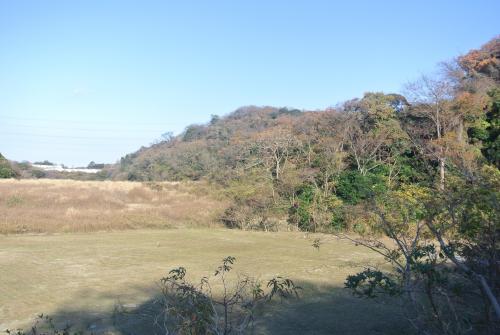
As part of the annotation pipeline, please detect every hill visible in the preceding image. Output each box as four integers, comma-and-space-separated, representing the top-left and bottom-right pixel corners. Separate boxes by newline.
113, 37, 499, 233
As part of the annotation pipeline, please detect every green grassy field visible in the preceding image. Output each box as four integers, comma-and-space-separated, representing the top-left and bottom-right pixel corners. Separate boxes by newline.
0, 228, 408, 334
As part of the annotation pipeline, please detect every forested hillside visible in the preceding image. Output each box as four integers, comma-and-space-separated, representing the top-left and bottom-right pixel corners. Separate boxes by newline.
114, 37, 499, 235
113, 38, 500, 332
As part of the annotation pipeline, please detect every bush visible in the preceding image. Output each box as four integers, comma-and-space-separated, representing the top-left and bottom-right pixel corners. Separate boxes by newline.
157, 256, 301, 334
336, 171, 386, 205
0, 166, 15, 178
287, 185, 314, 230
31, 169, 47, 179
5, 314, 80, 335
330, 206, 346, 231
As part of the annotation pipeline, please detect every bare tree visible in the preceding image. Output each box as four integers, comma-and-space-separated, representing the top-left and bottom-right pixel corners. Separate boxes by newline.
405, 75, 454, 190
255, 127, 299, 182
344, 114, 391, 176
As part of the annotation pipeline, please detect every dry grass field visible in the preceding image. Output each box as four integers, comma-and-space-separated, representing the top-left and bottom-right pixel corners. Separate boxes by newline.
0, 229, 408, 334
0, 179, 227, 233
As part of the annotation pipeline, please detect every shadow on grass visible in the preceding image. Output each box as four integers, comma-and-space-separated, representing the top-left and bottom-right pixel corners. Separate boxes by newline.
15, 281, 411, 335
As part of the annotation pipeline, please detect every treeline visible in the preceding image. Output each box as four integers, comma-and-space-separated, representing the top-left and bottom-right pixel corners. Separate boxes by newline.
0, 158, 112, 180
115, 37, 499, 234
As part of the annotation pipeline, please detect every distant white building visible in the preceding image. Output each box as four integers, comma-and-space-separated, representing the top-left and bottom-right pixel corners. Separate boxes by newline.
32, 164, 101, 174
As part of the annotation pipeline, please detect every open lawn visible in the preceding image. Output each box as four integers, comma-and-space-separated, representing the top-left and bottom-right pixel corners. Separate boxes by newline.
0, 229, 408, 334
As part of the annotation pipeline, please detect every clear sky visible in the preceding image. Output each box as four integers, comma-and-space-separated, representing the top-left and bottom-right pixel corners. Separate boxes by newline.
1, 1, 499, 166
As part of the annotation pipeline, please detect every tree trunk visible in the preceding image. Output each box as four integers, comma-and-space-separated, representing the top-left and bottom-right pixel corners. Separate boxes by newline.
439, 158, 445, 191
275, 159, 280, 181
436, 107, 445, 190
457, 119, 464, 143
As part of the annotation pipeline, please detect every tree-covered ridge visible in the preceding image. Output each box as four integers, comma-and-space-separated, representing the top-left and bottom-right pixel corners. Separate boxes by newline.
115, 36, 499, 233
113, 38, 500, 332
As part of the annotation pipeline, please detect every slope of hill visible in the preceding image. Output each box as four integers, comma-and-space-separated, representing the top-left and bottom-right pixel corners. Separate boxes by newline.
115, 106, 307, 181
113, 37, 500, 234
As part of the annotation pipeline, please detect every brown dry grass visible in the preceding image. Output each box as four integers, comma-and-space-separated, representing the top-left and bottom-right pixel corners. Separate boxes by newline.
0, 179, 227, 233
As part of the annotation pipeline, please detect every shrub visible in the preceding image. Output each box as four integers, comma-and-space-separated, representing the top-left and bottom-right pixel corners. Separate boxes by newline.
287, 185, 314, 230
157, 256, 301, 334
0, 153, 17, 178
336, 171, 386, 205
6, 195, 24, 207
288, 201, 312, 231
330, 206, 346, 231
31, 169, 47, 179
0, 166, 15, 178
5, 314, 80, 335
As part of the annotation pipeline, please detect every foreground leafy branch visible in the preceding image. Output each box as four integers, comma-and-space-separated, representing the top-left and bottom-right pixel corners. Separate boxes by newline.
340, 175, 500, 334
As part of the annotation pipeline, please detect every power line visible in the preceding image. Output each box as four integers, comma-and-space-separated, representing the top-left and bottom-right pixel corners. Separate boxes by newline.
1, 123, 167, 133
0, 114, 182, 127
2, 139, 152, 146
5, 144, 139, 152
1, 131, 158, 141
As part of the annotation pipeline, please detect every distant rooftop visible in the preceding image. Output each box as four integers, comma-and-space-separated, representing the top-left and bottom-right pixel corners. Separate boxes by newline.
32, 164, 101, 174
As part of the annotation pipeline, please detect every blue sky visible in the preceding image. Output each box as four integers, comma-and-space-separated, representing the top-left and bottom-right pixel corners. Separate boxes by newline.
1, 1, 499, 166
